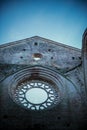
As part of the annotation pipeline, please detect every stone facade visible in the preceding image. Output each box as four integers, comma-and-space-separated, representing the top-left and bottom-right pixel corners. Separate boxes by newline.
0, 29, 87, 130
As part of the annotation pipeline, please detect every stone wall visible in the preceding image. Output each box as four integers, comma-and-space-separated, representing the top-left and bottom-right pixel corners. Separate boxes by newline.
0, 34, 87, 130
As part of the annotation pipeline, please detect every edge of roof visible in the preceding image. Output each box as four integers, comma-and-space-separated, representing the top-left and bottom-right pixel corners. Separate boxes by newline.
0, 36, 81, 52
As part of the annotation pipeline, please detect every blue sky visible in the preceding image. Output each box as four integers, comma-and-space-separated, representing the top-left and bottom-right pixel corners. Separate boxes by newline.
0, 0, 87, 48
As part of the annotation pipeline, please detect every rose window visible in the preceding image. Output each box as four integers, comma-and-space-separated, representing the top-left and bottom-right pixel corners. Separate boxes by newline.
13, 80, 60, 110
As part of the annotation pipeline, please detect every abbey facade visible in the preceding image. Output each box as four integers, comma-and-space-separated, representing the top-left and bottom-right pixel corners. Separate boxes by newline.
0, 29, 87, 130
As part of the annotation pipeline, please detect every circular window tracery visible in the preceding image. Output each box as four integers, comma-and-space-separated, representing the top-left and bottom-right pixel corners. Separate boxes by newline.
14, 80, 60, 110
8, 66, 64, 111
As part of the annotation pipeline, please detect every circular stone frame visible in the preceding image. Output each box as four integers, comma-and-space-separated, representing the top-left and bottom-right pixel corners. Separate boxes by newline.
8, 66, 64, 111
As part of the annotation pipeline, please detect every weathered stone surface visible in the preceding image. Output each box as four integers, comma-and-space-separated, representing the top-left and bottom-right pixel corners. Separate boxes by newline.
82, 29, 87, 95
0, 33, 87, 130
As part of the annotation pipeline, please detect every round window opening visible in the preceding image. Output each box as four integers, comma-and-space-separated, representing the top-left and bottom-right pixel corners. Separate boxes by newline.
25, 88, 48, 104
10, 80, 61, 110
